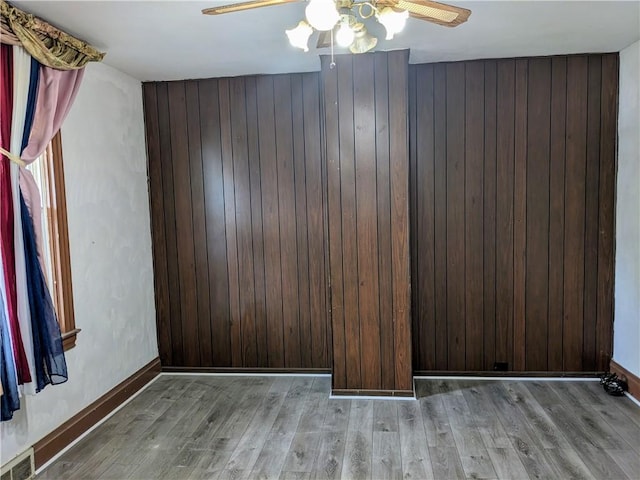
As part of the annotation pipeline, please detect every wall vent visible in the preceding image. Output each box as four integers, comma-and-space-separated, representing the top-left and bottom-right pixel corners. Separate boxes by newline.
0, 448, 34, 480
493, 362, 509, 371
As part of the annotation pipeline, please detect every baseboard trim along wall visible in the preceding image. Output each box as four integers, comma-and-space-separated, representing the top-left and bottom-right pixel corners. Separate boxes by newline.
331, 389, 415, 398
162, 366, 332, 375
413, 370, 601, 378
610, 359, 640, 401
33, 357, 161, 469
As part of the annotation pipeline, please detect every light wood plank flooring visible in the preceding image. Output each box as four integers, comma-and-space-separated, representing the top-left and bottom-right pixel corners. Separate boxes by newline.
38, 375, 640, 479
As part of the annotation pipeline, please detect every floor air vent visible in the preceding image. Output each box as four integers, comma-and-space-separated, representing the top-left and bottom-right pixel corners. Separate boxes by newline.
0, 448, 34, 480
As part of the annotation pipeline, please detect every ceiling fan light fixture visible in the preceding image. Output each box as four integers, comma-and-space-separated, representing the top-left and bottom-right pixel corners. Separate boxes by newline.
349, 23, 377, 54
336, 23, 355, 47
286, 20, 313, 51
305, 0, 340, 31
377, 7, 409, 40
336, 13, 356, 47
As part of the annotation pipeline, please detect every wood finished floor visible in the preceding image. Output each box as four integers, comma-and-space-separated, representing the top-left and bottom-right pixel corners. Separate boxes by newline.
38, 375, 640, 480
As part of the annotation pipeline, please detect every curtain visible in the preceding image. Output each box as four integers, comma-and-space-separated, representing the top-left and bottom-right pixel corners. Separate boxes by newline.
0, 1, 104, 70
0, 0, 101, 422
11, 44, 38, 396
0, 46, 80, 419
1, 43, 31, 388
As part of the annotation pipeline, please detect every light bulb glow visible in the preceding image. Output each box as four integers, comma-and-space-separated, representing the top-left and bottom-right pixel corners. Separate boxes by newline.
377, 7, 409, 40
286, 21, 313, 52
305, 0, 339, 31
336, 23, 355, 47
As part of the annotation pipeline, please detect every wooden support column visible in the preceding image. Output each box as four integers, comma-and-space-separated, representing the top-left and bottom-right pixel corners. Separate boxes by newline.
322, 50, 413, 397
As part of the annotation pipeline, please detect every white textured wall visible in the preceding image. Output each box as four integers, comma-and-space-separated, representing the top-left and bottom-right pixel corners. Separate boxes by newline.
613, 40, 640, 377
0, 62, 158, 463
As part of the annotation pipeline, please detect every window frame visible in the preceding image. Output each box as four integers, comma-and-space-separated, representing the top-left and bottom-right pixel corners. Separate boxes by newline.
45, 131, 79, 351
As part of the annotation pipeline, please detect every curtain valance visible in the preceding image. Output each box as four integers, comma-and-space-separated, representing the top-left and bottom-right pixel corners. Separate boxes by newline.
1, 0, 105, 70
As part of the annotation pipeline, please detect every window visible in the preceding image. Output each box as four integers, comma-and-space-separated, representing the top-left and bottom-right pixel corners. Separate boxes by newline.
27, 131, 78, 350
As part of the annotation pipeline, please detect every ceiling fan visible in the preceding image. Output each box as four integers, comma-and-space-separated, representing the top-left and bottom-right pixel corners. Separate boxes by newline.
202, 0, 471, 54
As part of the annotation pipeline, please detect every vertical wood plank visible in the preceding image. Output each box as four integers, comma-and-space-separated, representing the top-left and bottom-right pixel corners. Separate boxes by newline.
291, 74, 312, 369
302, 73, 329, 369
185, 81, 212, 366
230, 77, 257, 367
377, 55, 396, 388
563, 56, 588, 371
218, 78, 242, 367
547, 57, 567, 372
199, 79, 231, 366
274, 75, 302, 368
513, 58, 528, 372
495, 59, 515, 369
409, 65, 419, 373
156, 83, 183, 366
582, 55, 602, 371
143, 83, 172, 366
337, 55, 362, 388
445, 62, 466, 371
353, 54, 381, 389
388, 50, 412, 391
415, 64, 436, 372
256, 75, 285, 368
433, 63, 448, 370
245, 76, 269, 368
596, 53, 617, 371
322, 56, 346, 387
168, 81, 199, 366
482, 61, 497, 372
464, 61, 485, 371
525, 58, 551, 371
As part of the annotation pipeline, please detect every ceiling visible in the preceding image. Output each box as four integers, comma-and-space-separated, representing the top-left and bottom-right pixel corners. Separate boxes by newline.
10, 1, 640, 81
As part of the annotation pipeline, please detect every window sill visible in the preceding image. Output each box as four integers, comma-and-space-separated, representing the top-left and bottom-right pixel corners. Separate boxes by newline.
62, 328, 81, 352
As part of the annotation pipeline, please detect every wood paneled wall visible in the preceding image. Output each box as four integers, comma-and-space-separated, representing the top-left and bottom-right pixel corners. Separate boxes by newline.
322, 51, 413, 394
143, 73, 330, 369
409, 54, 618, 373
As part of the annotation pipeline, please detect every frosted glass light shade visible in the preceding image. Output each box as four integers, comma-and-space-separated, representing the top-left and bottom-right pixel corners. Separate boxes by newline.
336, 22, 355, 47
305, 0, 339, 31
377, 7, 409, 40
286, 21, 313, 51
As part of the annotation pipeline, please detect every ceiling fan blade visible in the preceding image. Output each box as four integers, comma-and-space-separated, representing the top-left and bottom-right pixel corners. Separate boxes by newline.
379, 0, 471, 27
202, 0, 299, 15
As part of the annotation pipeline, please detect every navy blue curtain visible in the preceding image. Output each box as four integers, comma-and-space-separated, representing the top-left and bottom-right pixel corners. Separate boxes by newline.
21, 193, 68, 392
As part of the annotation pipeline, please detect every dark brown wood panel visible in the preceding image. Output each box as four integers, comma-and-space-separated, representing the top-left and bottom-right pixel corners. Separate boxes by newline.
464, 61, 485, 371
410, 54, 618, 373
445, 62, 466, 372
525, 58, 551, 372
596, 54, 618, 372
156, 83, 183, 366
144, 73, 330, 369
563, 56, 588, 372
482, 60, 497, 372
322, 50, 413, 394
513, 59, 528, 372
547, 57, 567, 372
323, 61, 346, 386
353, 54, 381, 389
495, 59, 516, 370
143, 85, 172, 367
168, 81, 200, 367
145, 52, 617, 376
388, 50, 412, 392
199, 78, 231, 367
433, 63, 448, 371
185, 81, 212, 367
376, 54, 396, 389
